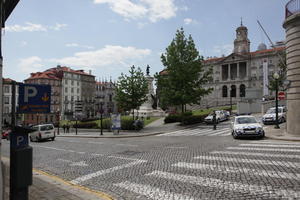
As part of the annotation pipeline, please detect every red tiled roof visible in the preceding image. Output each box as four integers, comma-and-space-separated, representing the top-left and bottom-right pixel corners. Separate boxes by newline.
250, 46, 285, 56
25, 71, 60, 81
204, 47, 285, 63
3, 78, 15, 83
58, 66, 94, 76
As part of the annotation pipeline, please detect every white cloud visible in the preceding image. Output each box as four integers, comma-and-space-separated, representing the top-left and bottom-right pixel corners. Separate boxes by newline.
213, 44, 233, 56
65, 43, 94, 49
183, 18, 198, 25
94, 0, 177, 22
52, 45, 151, 68
18, 56, 44, 73
5, 22, 67, 32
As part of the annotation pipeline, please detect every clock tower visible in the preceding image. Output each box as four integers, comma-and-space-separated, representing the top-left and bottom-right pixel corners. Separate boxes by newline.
233, 21, 250, 54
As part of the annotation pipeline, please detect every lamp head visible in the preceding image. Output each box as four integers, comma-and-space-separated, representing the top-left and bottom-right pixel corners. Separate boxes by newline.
273, 72, 280, 79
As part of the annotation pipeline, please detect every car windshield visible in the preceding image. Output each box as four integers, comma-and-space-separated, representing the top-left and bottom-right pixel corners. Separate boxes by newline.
266, 108, 282, 114
236, 117, 257, 124
40, 125, 54, 131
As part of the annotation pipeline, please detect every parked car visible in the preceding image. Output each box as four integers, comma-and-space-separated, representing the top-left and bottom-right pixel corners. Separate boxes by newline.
2, 129, 11, 140
204, 110, 227, 124
262, 106, 286, 125
231, 115, 265, 139
221, 110, 230, 120
30, 124, 56, 142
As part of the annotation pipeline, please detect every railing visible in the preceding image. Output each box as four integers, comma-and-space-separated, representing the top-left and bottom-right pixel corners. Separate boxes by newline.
286, 0, 300, 18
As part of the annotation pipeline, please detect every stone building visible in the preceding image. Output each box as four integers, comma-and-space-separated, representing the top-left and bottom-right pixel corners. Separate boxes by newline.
95, 80, 117, 117
197, 23, 285, 109
2, 78, 19, 125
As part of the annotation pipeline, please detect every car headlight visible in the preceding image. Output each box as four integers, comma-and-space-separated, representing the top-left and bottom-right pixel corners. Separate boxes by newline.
235, 128, 244, 133
256, 127, 263, 133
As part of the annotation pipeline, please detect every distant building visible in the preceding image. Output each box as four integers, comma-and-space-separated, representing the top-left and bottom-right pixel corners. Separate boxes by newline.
192, 23, 285, 109
95, 81, 117, 117
2, 78, 19, 126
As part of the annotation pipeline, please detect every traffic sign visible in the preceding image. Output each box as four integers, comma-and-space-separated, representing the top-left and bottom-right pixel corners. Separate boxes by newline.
18, 84, 51, 113
278, 91, 285, 100
11, 132, 29, 150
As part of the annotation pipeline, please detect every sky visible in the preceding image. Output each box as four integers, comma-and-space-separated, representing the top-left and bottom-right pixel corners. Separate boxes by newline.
2, 0, 289, 82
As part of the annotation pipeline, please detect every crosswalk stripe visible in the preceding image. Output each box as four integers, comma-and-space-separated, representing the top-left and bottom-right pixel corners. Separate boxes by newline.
70, 160, 146, 184
249, 141, 300, 145
227, 146, 300, 153
194, 156, 300, 168
158, 127, 230, 137
146, 171, 300, 199
210, 150, 300, 159
239, 143, 300, 148
114, 181, 196, 200
209, 128, 230, 136
172, 162, 300, 180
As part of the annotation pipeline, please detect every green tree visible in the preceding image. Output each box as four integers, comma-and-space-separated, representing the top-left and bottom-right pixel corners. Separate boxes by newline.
155, 28, 213, 113
115, 65, 148, 120
268, 52, 287, 91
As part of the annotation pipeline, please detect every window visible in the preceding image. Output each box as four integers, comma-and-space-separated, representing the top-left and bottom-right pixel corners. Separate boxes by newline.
231, 85, 237, 97
71, 80, 74, 85
222, 86, 228, 97
65, 79, 68, 84
4, 97, 9, 104
240, 84, 246, 97
109, 94, 112, 102
4, 107, 9, 113
65, 87, 68, 93
77, 88, 80, 93
71, 88, 74, 93
4, 86, 9, 93
65, 96, 68, 101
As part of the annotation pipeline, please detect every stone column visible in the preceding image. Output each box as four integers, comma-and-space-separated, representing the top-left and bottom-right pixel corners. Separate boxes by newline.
283, 12, 300, 136
228, 64, 231, 81
237, 63, 240, 79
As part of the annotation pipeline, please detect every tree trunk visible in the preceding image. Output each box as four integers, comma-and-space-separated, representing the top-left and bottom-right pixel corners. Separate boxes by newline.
132, 109, 135, 120
181, 104, 184, 113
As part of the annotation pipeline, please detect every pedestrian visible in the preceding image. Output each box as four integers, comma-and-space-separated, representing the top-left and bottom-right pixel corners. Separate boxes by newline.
212, 111, 217, 130
66, 124, 70, 133
63, 124, 66, 133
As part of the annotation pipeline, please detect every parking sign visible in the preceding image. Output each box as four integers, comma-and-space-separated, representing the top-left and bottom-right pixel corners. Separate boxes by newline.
18, 84, 51, 113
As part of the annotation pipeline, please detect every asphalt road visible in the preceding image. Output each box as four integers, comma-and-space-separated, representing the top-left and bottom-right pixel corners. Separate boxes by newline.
2, 125, 300, 200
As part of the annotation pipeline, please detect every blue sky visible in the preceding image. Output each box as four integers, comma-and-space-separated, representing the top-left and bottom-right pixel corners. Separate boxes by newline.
2, 0, 288, 82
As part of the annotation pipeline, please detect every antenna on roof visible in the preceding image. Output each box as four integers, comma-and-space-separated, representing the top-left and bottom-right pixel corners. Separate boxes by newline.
257, 20, 285, 67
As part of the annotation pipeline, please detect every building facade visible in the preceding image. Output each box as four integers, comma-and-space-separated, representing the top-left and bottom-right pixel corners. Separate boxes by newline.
95, 81, 117, 117
2, 78, 19, 126
196, 23, 285, 109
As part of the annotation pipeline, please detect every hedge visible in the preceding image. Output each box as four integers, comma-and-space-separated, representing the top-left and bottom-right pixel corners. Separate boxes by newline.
73, 122, 97, 128
181, 114, 207, 125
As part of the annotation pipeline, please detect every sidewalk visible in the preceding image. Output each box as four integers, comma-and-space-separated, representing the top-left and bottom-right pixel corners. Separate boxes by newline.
2, 157, 113, 200
264, 123, 300, 141
57, 117, 184, 138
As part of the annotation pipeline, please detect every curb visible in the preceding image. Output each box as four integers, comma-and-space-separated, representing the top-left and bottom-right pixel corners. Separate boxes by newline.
57, 131, 165, 138
1, 157, 114, 200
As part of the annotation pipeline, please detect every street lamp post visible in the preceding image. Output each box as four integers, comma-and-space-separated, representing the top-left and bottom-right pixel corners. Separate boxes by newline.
230, 88, 232, 115
56, 109, 60, 135
98, 96, 104, 136
273, 72, 280, 129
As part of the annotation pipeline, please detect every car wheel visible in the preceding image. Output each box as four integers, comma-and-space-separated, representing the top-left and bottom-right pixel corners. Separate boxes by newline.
51, 137, 55, 141
30, 136, 33, 142
36, 136, 40, 142
232, 131, 238, 139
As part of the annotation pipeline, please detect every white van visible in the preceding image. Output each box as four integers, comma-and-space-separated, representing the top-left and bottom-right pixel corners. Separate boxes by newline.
30, 124, 56, 142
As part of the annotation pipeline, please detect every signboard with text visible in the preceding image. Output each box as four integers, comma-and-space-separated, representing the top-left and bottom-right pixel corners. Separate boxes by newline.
18, 84, 51, 113
111, 114, 121, 130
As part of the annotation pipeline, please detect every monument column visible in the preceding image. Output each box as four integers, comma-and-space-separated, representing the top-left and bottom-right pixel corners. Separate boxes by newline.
283, 1, 300, 137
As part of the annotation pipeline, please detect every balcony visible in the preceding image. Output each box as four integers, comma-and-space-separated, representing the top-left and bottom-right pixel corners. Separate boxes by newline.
286, 0, 300, 18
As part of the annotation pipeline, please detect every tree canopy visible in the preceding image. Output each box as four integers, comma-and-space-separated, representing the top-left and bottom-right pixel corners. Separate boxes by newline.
268, 52, 287, 92
155, 28, 213, 113
115, 65, 148, 119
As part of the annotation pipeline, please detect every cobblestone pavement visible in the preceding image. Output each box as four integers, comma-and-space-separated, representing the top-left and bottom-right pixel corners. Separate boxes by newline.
2, 132, 300, 200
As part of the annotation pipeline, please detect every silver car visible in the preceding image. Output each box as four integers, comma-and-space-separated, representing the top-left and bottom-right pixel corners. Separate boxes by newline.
231, 115, 265, 139
262, 106, 286, 125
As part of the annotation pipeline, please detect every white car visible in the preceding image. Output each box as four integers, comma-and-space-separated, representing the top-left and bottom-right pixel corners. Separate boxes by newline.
262, 106, 286, 125
30, 124, 56, 142
204, 110, 227, 124
231, 115, 265, 139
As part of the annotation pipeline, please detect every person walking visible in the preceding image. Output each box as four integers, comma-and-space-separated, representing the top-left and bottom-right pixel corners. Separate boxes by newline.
63, 124, 66, 133
66, 124, 70, 133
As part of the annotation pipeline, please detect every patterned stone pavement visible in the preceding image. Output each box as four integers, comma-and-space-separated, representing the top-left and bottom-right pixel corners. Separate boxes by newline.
2, 131, 300, 200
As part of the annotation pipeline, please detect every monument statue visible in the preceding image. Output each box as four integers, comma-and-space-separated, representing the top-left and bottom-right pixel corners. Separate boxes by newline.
146, 65, 150, 76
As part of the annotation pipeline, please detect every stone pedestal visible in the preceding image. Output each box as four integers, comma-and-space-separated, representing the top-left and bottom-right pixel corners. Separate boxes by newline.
136, 75, 165, 118
283, 12, 300, 137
